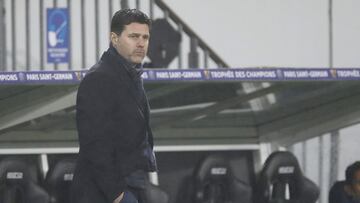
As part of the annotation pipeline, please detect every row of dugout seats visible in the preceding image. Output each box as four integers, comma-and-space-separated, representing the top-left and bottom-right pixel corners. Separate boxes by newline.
0, 151, 319, 203
0, 157, 168, 203
0, 157, 78, 203
175, 151, 319, 203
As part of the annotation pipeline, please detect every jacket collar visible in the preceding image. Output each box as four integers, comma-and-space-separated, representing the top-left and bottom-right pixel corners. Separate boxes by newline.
100, 45, 147, 120
107, 44, 143, 81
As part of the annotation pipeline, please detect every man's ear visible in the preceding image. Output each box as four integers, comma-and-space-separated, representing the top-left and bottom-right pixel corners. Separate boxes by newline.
110, 32, 118, 44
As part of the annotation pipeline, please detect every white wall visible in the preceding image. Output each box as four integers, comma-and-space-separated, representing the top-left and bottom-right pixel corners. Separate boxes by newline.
333, 0, 360, 67
3, 0, 360, 69
164, 0, 360, 68
338, 124, 360, 180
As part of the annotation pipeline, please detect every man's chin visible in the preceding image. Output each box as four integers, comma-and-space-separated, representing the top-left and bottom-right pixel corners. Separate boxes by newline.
131, 57, 144, 64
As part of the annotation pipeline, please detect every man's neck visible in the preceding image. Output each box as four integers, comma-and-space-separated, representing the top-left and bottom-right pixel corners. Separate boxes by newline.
109, 44, 141, 67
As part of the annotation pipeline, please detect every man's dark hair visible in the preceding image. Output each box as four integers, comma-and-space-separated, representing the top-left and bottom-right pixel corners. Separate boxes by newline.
346, 161, 360, 184
111, 9, 151, 35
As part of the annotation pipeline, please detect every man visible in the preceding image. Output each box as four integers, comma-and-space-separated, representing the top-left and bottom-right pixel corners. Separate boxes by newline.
329, 161, 360, 203
71, 9, 157, 203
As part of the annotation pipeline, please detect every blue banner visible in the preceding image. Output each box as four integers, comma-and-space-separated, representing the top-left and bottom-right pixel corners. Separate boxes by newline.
1, 68, 360, 85
47, 8, 69, 63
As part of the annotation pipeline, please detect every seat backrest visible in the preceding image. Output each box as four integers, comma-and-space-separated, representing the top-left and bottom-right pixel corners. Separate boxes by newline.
193, 154, 252, 203
45, 159, 76, 203
144, 181, 169, 203
255, 151, 319, 203
0, 157, 49, 203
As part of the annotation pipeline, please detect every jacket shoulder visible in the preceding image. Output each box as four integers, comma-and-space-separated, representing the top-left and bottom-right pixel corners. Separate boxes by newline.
329, 181, 346, 202
82, 61, 117, 84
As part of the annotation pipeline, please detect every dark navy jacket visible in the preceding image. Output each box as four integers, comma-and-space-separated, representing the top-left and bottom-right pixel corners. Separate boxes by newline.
71, 46, 157, 203
329, 181, 360, 203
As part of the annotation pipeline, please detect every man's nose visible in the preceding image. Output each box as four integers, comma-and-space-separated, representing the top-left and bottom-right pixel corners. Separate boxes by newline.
137, 38, 146, 47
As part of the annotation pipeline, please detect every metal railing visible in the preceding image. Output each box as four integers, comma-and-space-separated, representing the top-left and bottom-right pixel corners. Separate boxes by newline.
0, 0, 228, 72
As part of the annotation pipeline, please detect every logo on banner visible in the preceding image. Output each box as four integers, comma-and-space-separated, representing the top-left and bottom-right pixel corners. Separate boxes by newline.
330, 69, 337, 78
47, 8, 69, 63
204, 70, 210, 79
148, 70, 155, 80
75, 72, 83, 81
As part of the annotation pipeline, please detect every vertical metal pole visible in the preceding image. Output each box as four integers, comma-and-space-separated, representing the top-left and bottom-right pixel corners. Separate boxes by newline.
329, 0, 333, 69
2, 7, 5, 71
301, 141, 307, 174
67, 0, 72, 70
319, 135, 324, 203
188, 37, 199, 69
204, 50, 209, 69
149, 0, 154, 20
163, 10, 169, 19
95, 0, 99, 61
40, 0, 44, 70
25, 0, 30, 70
109, 0, 113, 24
53, 0, 58, 70
136, 0, 140, 10
0, 0, 5, 71
177, 24, 182, 69
329, 130, 339, 188
11, 0, 15, 71
121, 0, 129, 9
81, 0, 86, 69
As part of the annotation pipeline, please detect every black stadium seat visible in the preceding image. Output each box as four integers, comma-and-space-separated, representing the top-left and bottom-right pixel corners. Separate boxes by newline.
255, 151, 319, 203
45, 158, 76, 203
144, 181, 169, 203
189, 154, 252, 203
0, 157, 49, 203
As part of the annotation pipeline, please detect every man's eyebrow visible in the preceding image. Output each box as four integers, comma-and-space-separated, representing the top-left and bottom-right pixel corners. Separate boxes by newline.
128, 33, 149, 36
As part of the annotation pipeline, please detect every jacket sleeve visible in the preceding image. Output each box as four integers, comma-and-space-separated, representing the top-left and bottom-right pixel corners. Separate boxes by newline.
76, 72, 125, 202
328, 182, 341, 203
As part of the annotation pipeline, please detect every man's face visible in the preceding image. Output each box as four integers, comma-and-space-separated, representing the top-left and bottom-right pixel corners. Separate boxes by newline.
352, 170, 360, 194
111, 22, 150, 64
